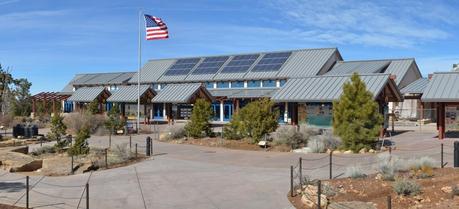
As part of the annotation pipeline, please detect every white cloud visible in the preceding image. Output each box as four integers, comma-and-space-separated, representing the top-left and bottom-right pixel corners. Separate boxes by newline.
268, 0, 457, 48
0, 0, 20, 6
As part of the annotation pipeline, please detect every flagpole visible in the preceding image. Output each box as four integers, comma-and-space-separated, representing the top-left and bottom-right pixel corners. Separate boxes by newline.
137, 10, 142, 134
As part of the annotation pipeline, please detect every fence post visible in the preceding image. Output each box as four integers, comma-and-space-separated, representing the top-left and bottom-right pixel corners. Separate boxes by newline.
86, 183, 89, 209
26, 176, 29, 209
290, 165, 294, 197
454, 141, 459, 167
441, 143, 444, 168
389, 146, 392, 155
387, 195, 391, 209
135, 143, 138, 158
329, 151, 333, 179
104, 149, 108, 168
299, 158, 302, 188
109, 131, 112, 148
146, 137, 151, 156
129, 135, 132, 152
71, 155, 74, 174
317, 180, 321, 209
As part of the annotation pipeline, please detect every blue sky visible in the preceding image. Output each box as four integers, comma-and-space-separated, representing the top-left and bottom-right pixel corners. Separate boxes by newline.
1, 0, 459, 94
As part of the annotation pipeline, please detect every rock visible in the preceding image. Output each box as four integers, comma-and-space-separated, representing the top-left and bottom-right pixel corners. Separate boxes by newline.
368, 149, 376, 153
332, 150, 342, 154
441, 186, 453, 193
293, 147, 312, 154
413, 195, 423, 202
10, 160, 42, 172
258, 141, 268, 147
375, 173, 383, 180
328, 201, 376, 209
343, 150, 353, 154
326, 149, 332, 154
359, 148, 367, 154
301, 193, 327, 208
0, 151, 35, 171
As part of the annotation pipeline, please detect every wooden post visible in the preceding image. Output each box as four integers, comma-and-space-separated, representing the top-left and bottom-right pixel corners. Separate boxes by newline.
439, 103, 445, 139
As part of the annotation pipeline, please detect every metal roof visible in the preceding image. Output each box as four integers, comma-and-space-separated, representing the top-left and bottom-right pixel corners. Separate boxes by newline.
67, 87, 109, 102
385, 59, 418, 86
73, 72, 134, 85
128, 59, 176, 84
208, 88, 278, 98
272, 74, 394, 102
107, 85, 153, 103
152, 83, 211, 103
400, 78, 429, 94
326, 60, 390, 75
60, 74, 85, 94
277, 48, 340, 77
421, 72, 459, 102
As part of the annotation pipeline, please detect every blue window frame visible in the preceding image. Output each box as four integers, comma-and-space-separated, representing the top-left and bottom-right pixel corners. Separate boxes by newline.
280, 79, 287, 87
231, 81, 244, 88
211, 103, 221, 121
153, 104, 164, 119
247, 80, 261, 88
217, 81, 230, 88
262, 80, 276, 88
205, 82, 214, 89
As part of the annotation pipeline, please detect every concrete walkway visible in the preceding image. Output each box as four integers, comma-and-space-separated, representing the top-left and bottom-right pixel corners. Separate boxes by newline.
0, 125, 457, 209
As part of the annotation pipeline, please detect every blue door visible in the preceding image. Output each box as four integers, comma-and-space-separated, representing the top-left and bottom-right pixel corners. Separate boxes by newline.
153, 104, 164, 119
224, 103, 233, 121
212, 103, 220, 121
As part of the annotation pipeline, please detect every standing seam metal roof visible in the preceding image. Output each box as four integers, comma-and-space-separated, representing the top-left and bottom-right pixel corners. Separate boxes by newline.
73, 72, 134, 85
272, 74, 392, 102
326, 60, 390, 75
67, 87, 108, 102
106, 85, 153, 103
400, 78, 429, 94
421, 72, 459, 102
152, 83, 210, 103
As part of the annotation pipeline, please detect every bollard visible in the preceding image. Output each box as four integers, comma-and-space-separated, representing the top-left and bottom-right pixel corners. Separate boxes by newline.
109, 131, 112, 148
454, 141, 459, 167
329, 151, 333, 179
129, 135, 132, 152
387, 195, 391, 209
441, 143, 444, 168
26, 176, 29, 209
299, 158, 302, 188
105, 149, 108, 168
389, 146, 392, 155
290, 165, 294, 197
86, 183, 89, 209
146, 137, 151, 156
71, 155, 74, 174
317, 180, 321, 209
135, 143, 138, 158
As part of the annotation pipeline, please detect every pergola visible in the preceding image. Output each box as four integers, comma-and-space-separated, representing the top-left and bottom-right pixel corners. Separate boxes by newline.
31, 92, 70, 114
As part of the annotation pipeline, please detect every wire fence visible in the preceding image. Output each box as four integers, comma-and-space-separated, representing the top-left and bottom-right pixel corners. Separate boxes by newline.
289, 142, 457, 209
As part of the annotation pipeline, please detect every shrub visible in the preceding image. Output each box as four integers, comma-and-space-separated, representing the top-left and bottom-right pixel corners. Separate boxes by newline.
224, 99, 278, 143
68, 128, 90, 156
64, 112, 107, 135
105, 105, 126, 134
298, 125, 320, 140
408, 156, 436, 170
272, 126, 305, 149
375, 153, 403, 181
164, 124, 186, 140
47, 114, 67, 142
88, 100, 99, 115
307, 137, 326, 153
223, 115, 243, 140
333, 73, 383, 153
185, 99, 212, 138
345, 165, 367, 179
107, 143, 132, 164
31, 145, 56, 156
393, 178, 421, 196
452, 185, 459, 197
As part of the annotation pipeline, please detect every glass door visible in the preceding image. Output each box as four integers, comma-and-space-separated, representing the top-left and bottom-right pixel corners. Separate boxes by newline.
223, 103, 233, 121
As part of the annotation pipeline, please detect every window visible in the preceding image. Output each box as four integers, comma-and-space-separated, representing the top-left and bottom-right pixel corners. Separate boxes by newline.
262, 80, 276, 88
153, 84, 161, 90
247, 80, 261, 88
217, 81, 230, 88
205, 82, 214, 89
231, 81, 244, 88
279, 79, 287, 87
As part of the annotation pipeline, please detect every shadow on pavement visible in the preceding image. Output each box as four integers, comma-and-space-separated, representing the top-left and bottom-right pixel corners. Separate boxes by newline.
0, 182, 25, 193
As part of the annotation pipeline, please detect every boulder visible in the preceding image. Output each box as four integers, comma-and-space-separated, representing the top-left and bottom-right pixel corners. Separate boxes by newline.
301, 185, 328, 208
293, 147, 312, 154
258, 141, 268, 147
0, 151, 35, 171
441, 186, 453, 193
359, 148, 367, 154
368, 149, 376, 153
343, 150, 353, 154
10, 160, 42, 172
332, 150, 342, 155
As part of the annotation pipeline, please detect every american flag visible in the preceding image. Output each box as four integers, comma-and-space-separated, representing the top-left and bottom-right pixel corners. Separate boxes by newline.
144, 14, 169, 40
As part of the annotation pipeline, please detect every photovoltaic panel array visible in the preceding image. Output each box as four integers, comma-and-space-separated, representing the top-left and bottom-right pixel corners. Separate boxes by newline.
191, 56, 229, 75
220, 54, 260, 73
164, 58, 201, 76
251, 52, 292, 72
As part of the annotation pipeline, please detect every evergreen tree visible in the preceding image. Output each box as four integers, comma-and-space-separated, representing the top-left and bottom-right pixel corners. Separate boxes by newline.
68, 127, 90, 156
48, 114, 68, 148
185, 99, 212, 138
333, 73, 383, 152
88, 100, 99, 114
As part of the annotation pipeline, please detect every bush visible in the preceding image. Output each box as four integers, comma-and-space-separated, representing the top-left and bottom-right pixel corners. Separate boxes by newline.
307, 137, 326, 153
272, 126, 305, 149
333, 73, 383, 153
31, 145, 56, 156
185, 99, 212, 138
408, 156, 436, 170
107, 143, 132, 164
306, 131, 341, 153
393, 178, 421, 196
375, 153, 403, 181
68, 128, 90, 156
298, 125, 320, 140
164, 124, 186, 140
64, 112, 107, 135
105, 105, 126, 134
345, 165, 367, 179
47, 114, 67, 142
224, 99, 278, 143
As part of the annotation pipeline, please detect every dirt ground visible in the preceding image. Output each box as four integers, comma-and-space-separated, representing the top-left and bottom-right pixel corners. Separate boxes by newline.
163, 137, 292, 152
0, 204, 25, 209
289, 168, 459, 209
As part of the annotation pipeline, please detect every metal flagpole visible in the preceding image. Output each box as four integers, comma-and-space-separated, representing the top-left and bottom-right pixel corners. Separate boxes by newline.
137, 10, 143, 134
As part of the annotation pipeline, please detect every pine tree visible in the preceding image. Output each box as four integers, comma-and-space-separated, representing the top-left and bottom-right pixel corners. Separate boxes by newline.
333, 73, 383, 153
185, 99, 213, 138
68, 127, 90, 156
88, 100, 99, 115
48, 114, 68, 148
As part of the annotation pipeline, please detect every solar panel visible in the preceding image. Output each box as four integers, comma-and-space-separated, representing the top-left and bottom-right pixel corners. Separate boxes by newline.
251, 52, 292, 72
220, 54, 260, 73
192, 56, 229, 75
164, 58, 201, 76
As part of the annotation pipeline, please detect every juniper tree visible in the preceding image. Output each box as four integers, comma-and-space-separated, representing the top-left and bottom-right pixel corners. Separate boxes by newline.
185, 99, 212, 138
333, 73, 383, 152
48, 114, 68, 148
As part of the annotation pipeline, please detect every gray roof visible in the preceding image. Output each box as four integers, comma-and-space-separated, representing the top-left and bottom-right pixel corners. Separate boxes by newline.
73, 72, 135, 85
385, 59, 418, 86
107, 85, 153, 103
208, 88, 278, 98
421, 72, 459, 102
129, 48, 341, 83
400, 78, 429, 94
67, 87, 109, 102
152, 83, 211, 103
60, 74, 85, 94
326, 60, 390, 75
272, 74, 394, 102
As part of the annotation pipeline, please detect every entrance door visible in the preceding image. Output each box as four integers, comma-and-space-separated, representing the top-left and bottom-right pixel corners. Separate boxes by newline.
224, 103, 233, 121
212, 103, 220, 121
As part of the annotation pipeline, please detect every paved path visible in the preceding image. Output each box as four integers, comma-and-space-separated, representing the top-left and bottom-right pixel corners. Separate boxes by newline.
1, 125, 458, 209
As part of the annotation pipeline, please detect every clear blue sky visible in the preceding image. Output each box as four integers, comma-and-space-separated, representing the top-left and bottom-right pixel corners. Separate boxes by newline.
1, 0, 458, 94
